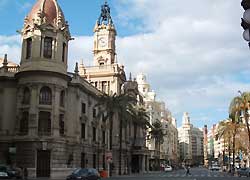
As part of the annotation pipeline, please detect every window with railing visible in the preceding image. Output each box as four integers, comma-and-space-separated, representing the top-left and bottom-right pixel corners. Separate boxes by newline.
38, 111, 51, 136
22, 87, 30, 105
81, 103, 86, 114
62, 43, 66, 62
26, 38, 32, 59
93, 108, 97, 118
81, 123, 86, 139
39, 86, 52, 105
60, 90, 65, 107
20, 111, 29, 135
93, 127, 96, 142
59, 114, 64, 136
44, 37, 53, 59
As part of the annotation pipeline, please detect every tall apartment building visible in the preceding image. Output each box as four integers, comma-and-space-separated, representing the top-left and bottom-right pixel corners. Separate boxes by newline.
178, 112, 204, 165
136, 73, 179, 169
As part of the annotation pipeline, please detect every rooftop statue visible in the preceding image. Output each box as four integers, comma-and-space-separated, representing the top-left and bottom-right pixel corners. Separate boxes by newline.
98, 1, 113, 25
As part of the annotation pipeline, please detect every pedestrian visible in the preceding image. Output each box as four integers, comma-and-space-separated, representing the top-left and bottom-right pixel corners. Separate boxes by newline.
186, 166, 191, 176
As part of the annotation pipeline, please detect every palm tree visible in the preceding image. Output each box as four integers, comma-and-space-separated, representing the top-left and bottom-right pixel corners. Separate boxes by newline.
96, 93, 135, 175
229, 94, 249, 171
149, 120, 165, 170
129, 105, 150, 145
229, 92, 250, 150
217, 120, 232, 167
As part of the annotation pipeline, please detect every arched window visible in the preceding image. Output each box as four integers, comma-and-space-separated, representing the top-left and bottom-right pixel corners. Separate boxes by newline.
39, 86, 52, 105
23, 87, 30, 105
60, 90, 65, 107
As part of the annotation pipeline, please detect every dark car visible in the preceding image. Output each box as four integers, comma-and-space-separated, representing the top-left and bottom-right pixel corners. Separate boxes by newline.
8, 167, 23, 179
66, 168, 100, 180
238, 167, 250, 177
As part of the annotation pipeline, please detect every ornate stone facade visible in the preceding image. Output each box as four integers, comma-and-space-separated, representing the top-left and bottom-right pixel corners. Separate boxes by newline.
0, 0, 149, 178
0, 0, 109, 178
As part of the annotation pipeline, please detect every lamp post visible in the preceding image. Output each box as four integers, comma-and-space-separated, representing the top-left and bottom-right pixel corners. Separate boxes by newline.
241, 0, 250, 47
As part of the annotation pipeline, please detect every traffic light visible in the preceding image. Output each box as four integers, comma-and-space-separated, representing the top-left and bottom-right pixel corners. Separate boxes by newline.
241, 0, 250, 10
241, 0, 250, 45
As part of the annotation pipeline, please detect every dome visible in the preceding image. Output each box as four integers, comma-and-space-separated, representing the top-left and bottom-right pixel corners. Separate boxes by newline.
26, 0, 65, 26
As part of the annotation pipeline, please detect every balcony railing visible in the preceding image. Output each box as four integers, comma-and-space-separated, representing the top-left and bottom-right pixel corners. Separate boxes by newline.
0, 66, 20, 73
38, 131, 51, 136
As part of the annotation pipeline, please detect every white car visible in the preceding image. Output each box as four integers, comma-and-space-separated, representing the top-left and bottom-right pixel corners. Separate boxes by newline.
210, 165, 221, 171
0, 171, 9, 179
164, 165, 173, 172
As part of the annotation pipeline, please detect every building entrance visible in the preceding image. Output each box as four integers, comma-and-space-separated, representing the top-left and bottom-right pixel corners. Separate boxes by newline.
37, 150, 50, 177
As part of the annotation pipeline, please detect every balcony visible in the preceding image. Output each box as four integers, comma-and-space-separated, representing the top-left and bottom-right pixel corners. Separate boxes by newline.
130, 137, 145, 150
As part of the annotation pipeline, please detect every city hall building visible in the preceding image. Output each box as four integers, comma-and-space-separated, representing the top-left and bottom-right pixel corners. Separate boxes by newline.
0, 0, 149, 178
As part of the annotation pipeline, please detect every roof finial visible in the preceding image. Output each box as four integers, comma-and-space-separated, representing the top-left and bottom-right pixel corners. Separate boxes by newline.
74, 62, 79, 75
3, 54, 8, 66
129, 72, 132, 81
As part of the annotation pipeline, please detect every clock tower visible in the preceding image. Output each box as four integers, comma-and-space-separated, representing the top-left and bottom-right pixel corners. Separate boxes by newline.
93, 1, 116, 66
79, 1, 126, 95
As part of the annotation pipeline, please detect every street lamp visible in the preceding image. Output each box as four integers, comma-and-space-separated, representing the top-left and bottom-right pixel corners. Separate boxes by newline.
241, 0, 250, 47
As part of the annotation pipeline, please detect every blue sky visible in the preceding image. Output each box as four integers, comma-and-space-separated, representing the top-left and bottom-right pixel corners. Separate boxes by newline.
0, 0, 250, 130
0, 0, 139, 36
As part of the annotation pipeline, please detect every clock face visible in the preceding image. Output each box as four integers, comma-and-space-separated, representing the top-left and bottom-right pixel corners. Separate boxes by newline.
98, 37, 107, 48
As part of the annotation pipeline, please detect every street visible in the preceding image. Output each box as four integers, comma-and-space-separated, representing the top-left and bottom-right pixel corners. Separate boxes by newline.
107, 167, 244, 180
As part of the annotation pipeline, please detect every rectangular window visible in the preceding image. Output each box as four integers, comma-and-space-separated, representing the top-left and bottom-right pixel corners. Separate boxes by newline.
38, 111, 51, 136
93, 108, 96, 118
81, 103, 86, 114
26, 38, 32, 59
93, 154, 96, 168
62, 43, 66, 62
102, 130, 105, 144
81, 123, 85, 139
81, 153, 86, 168
93, 127, 96, 142
101, 81, 107, 93
59, 114, 64, 136
102, 154, 106, 170
20, 111, 29, 135
44, 37, 53, 59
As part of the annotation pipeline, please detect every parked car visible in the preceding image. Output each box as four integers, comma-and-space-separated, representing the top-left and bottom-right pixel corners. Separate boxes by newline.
164, 165, 173, 172
66, 168, 100, 180
0, 166, 9, 179
210, 164, 221, 171
237, 167, 250, 177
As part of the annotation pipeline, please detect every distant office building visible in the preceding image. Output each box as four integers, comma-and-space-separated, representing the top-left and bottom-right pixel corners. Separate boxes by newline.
178, 112, 204, 165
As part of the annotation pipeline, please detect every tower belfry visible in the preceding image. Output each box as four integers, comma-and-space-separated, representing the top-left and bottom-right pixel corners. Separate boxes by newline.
79, 1, 126, 95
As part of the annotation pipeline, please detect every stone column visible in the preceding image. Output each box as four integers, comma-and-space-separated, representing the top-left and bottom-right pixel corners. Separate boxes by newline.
52, 86, 61, 137
142, 155, 145, 173
29, 85, 38, 136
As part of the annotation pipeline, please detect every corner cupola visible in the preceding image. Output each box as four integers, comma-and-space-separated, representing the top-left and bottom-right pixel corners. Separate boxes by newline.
19, 0, 71, 75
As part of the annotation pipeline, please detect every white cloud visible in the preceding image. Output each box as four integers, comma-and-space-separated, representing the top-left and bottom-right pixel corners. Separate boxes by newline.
113, 0, 250, 127
0, 35, 21, 63
1, 0, 249, 128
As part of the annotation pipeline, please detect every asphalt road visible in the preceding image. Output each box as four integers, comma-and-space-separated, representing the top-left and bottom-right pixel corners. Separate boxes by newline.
107, 167, 245, 180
